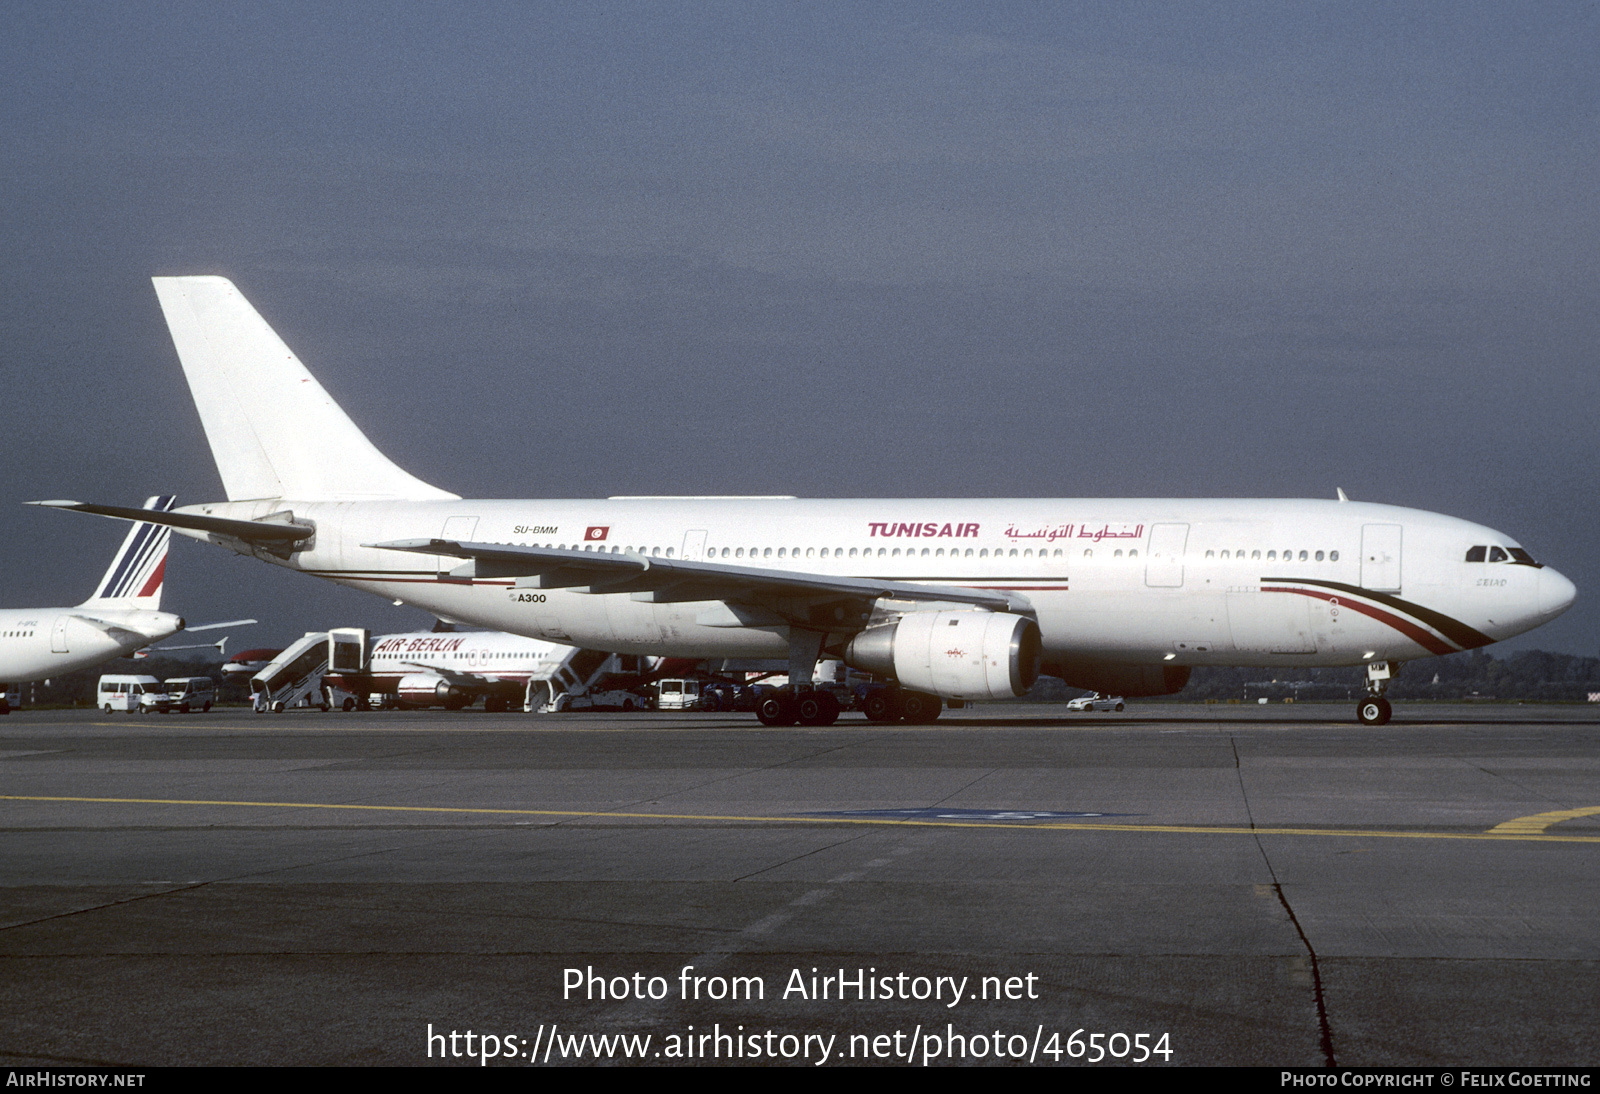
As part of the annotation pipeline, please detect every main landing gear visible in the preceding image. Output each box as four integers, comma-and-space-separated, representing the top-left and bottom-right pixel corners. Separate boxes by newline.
756, 686, 842, 727
757, 625, 944, 727
1356, 660, 1399, 726
754, 684, 945, 726
861, 686, 942, 725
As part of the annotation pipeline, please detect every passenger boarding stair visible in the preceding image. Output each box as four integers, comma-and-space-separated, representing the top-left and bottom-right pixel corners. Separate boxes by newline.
533, 649, 635, 712
251, 632, 330, 712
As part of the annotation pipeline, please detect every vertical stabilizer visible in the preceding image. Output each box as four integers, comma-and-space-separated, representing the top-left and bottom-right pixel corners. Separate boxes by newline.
81, 496, 177, 609
151, 276, 459, 502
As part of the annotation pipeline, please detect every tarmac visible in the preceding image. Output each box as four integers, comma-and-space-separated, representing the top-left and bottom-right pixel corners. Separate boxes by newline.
0, 701, 1595, 1066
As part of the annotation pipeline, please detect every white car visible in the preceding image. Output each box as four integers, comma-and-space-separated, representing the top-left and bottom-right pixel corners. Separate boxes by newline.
1066, 693, 1125, 712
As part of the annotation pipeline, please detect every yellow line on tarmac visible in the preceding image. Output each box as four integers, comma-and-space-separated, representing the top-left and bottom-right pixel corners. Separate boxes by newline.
1488, 806, 1600, 835
4, 795, 1600, 844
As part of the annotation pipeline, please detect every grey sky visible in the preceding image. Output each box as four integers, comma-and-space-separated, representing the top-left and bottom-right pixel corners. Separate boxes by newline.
2, 2, 1597, 654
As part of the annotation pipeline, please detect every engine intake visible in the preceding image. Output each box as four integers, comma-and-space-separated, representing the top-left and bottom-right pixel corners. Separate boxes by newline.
844, 611, 1041, 700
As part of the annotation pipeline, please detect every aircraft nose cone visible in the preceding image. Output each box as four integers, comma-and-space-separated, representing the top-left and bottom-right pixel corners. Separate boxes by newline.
1539, 569, 1577, 619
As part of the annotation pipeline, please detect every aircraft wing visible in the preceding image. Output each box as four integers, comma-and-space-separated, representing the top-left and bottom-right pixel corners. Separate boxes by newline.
366, 538, 1031, 619
396, 661, 495, 687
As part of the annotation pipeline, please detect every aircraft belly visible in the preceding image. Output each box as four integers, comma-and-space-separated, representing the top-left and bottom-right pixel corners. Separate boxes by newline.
1227, 591, 1316, 654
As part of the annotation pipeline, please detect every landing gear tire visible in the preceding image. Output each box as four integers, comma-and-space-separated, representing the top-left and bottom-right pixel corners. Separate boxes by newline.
756, 694, 797, 726
1357, 696, 1392, 726
863, 690, 901, 723
900, 691, 942, 724
795, 690, 840, 727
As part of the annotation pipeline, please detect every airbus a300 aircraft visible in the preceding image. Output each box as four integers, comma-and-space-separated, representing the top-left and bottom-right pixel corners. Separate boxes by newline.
36, 277, 1577, 726
0, 497, 187, 708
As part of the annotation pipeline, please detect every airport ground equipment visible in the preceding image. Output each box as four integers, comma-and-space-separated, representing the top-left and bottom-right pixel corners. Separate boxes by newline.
250, 633, 332, 712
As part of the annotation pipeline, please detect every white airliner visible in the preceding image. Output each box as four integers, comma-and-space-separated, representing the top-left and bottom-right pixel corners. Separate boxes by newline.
349, 630, 605, 711
0, 497, 187, 705
35, 277, 1577, 726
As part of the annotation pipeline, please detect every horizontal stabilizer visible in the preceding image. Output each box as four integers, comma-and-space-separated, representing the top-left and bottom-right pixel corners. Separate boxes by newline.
32, 501, 314, 547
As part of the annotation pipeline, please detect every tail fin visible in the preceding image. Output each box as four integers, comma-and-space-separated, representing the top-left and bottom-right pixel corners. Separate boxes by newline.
151, 276, 459, 502
81, 496, 177, 609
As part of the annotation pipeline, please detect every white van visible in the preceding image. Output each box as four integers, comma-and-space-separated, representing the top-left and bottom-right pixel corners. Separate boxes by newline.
164, 677, 215, 713
655, 678, 702, 711
97, 675, 172, 714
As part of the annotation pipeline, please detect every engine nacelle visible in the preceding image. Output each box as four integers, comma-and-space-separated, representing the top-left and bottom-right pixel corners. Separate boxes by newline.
396, 673, 462, 708
844, 611, 1041, 700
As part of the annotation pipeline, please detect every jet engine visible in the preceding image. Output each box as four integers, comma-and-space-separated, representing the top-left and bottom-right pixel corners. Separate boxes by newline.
397, 673, 466, 709
844, 610, 1041, 700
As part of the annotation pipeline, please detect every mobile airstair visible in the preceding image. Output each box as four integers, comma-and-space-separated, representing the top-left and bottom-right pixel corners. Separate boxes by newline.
529, 649, 640, 712
251, 632, 331, 712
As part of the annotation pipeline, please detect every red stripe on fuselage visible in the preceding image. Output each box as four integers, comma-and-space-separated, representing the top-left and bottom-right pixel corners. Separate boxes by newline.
1263, 586, 1454, 656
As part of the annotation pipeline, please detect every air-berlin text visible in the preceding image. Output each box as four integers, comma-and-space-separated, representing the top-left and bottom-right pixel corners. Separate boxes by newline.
868, 523, 980, 538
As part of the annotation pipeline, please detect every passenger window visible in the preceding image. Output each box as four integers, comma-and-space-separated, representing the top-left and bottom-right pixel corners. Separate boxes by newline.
735, 548, 744, 558
1298, 550, 1308, 561
1330, 550, 1339, 561
1129, 549, 1137, 557
1114, 549, 1123, 558
1205, 550, 1214, 558
777, 548, 785, 558
1252, 550, 1261, 560
762, 548, 771, 558
1315, 551, 1324, 561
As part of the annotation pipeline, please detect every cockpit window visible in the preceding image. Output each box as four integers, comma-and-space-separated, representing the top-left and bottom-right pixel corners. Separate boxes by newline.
1508, 547, 1543, 568
1465, 546, 1486, 562
1487, 546, 1508, 563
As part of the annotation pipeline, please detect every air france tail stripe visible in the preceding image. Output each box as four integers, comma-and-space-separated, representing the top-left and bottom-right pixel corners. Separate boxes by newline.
98, 521, 162, 599
135, 555, 167, 598
94, 496, 176, 601
102, 522, 170, 600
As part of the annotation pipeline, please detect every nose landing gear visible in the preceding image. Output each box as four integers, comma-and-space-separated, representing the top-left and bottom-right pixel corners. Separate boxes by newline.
1356, 660, 1399, 725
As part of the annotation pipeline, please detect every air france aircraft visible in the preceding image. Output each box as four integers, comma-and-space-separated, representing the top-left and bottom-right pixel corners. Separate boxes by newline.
0, 497, 186, 708
36, 277, 1577, 726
